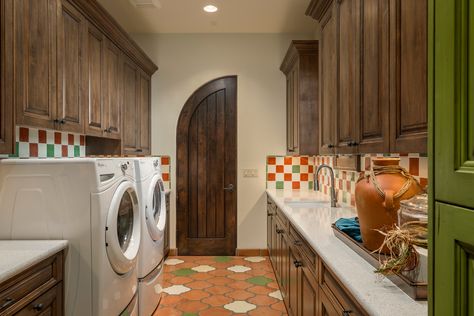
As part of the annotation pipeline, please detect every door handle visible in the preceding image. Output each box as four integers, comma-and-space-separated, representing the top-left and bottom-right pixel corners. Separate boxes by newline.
224, 184, 234, 192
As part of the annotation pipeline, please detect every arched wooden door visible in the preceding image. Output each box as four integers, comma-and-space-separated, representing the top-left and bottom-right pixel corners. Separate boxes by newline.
176, 76, 237, 255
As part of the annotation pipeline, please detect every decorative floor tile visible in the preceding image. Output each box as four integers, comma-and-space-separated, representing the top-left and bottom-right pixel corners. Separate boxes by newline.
154, 256, 287, 316
165, 258, 185, 266
227, 265, 252, 273
269, 290, 283, 301
192, 265, 216, 273
163, 285, 191, 295
244, 256, 267, 263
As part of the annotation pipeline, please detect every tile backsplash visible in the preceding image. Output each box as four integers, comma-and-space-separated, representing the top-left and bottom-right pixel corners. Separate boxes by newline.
267, 153, 428, 207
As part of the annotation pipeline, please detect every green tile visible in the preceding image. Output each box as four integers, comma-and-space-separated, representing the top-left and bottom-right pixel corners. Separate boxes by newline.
214, 256, 232, 263
292, 165, 300, 173
343, 192, 348, 204
9, 142, 19, 158
171, 268, 196, 276
351, 172, 356, 181
182, 313, 198, 316
74, 145, 80, 157
308, 182, 313, 190
246, 276, 273, 286
47, 144, 55, 158
276, 181, 284, 189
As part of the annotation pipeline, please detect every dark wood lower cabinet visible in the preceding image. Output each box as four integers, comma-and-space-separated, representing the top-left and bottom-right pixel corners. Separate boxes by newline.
164, 192, 170, 258
267, 196, 366, 316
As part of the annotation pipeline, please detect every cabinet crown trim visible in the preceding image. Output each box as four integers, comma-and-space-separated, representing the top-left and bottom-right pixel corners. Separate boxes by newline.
305, 0, 335, 22
280, 40, 319, 74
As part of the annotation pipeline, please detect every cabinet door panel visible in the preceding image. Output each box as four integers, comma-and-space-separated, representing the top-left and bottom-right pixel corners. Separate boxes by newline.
103, 40, 121, 139
138, 72, 151, 154
300, 266, 318, 316
57, 0, 85, 134
319, 286, 343, 316
85, 24, 105, 136
319, 8, 337, 154
0, 0, 15, 154
122, 57, 139, 153
287, 72, 295, 153
359, 0, 390, 153
287, 246, 299, 316
13, 0, 57, 129
336, 0, 360, 154
389, 0, 428, 153
292, 67, 299, 154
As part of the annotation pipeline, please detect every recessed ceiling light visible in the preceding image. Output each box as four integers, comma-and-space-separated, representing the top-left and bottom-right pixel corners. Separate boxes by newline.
203, 5, 218, 13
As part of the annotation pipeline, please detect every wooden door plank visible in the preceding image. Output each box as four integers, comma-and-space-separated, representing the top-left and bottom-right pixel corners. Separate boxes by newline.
206, 93, 217, 237
188, 110, 199, 238
196, 102, 208, 238
215, 90, 226, 238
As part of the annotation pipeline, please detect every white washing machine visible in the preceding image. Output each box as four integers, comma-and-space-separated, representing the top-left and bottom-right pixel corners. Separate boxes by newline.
0, 158, 141, 316
134, 158, 166, 316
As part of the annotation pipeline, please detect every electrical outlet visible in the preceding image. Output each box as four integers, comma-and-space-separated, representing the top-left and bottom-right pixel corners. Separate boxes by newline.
242, 169, 258, 178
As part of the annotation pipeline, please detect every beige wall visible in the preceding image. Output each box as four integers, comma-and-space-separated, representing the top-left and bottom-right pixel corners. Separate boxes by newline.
132, 33, 312, 250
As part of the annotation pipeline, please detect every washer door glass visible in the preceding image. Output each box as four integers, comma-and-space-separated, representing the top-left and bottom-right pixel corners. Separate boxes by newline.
117, 191, 134, 252
146, 177, 166, 241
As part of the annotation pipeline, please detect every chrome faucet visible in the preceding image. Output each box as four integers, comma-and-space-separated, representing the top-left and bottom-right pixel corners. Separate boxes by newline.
314, 164, 337, 207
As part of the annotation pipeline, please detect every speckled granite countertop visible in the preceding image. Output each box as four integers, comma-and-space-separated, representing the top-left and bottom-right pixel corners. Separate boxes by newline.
0, 240, 68, 284
266, 189, 427, 316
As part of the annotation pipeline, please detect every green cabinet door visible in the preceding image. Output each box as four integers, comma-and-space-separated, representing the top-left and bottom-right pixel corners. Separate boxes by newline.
434, 0, 474, 208
435, 203, 474, 315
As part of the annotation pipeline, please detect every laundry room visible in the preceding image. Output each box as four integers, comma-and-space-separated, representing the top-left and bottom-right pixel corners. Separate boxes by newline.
0, 0, 467, 315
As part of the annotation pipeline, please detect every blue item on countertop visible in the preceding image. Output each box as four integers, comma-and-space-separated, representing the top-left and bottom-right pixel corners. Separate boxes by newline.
335, 217, 362, 243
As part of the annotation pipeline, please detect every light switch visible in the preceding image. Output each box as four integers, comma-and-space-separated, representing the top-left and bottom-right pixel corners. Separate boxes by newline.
242, 169, 258, 178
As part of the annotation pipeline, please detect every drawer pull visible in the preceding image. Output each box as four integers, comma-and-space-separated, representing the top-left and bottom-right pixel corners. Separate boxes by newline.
342, 311, 353, 316
293, 260, 303, 268
1, 298, 15, 309
33, 303, 44, 311
267, 212, 273, 216
276, 229, 284, 234
293, 240, 302, 246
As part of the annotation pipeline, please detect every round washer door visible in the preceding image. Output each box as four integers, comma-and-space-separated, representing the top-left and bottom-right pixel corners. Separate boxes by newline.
106, 181, 141, 275
145, 176, 166, 241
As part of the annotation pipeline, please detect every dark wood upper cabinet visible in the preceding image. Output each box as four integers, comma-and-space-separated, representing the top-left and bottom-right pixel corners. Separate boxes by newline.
103, 39, 122, 139
0, 0, 14, 154
319, 6, 337, 155
358, 0, 390, 153
280, 40, 319, 156
307, 0, 427, 155
84, 22, 106, 137
389, 0, 428, 153
335, 0, 361, 154
57, 0, 86, 134
138, 71, 151, 154
12, 0, 57, 130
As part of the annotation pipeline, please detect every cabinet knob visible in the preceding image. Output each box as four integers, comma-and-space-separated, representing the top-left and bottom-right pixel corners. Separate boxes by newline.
293, 240, 302, 246
33, 303, 44, 311
224, 184, 234, 192
328, 144, 335, 149
136, 149, 143, 153
293, 260, 303, 268
342, 311, 353, 316
1, 298, 15, 309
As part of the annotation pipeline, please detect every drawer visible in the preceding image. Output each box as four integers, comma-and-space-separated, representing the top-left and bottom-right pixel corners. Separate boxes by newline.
0, 252, 63, 314
289, 224, 318, 277
16, 283, 62, 316
320, 262, 367, 316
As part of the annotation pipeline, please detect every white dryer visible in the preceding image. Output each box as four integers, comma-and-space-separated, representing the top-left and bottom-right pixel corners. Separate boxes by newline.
134, 158, 167, 316
0, 158, 141, 316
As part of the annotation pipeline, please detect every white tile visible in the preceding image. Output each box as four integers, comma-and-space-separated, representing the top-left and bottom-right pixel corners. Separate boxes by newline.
267, 182, 276, 189
162, 285, 190, 295
244, 256, 266, 263
269, 290, 283, 301
18, 142, 29, 158
284, 165, 292, 173
419, 157, 428, 178
68, 145, 74, 158
224, 301, 256, 313
46, 130, 55, 144
292, 173, 300, 181
191, 265, 215, 273
61, 132, 68, 145
80, 146, 86, 158
292, 156, 300, 165
164, 258, 184, 266
267, 165, 276, 173
275, 173, 284, 181
54, 145, 62, 158
300, 165, 308, 173
29, 128, 38, 144
38, 143, 47, 158
227, 265, 251, 273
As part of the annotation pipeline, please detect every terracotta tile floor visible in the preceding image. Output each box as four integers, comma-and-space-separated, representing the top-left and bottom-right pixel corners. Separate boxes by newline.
154, 256, 288, 315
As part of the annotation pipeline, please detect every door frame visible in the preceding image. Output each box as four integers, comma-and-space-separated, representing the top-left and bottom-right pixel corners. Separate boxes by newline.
176, 75, 238, 255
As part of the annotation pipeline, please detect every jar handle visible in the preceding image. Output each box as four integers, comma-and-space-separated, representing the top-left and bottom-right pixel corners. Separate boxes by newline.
384, 190, 394, 210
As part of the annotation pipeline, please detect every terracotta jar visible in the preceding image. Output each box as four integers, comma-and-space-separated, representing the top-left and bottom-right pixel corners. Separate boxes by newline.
355, 158, 422, 253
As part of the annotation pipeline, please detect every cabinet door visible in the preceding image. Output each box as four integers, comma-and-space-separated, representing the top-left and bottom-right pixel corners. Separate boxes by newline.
358, 0, 390, 153
319, 286, 343, 316
12, 0, 57, 130
287, 71, 295, 154
291, 66, 299, 154
300, 265, 318, 316
57, 0, 85, 134
267, 202, 273, 252
84, 23, 105, 137
287, 245, 299, 316
279, 231, 290, 301
335, 0, 360, 154
122, 56, 139, 154
389, 0, 428, 153
0, 0, 14, 154
138, 71, 151, 154
103, 39, 121, 140
319, 5, 337, 154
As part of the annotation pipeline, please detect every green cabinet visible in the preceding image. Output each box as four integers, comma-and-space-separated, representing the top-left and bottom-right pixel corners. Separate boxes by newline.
431, 0, 474, 314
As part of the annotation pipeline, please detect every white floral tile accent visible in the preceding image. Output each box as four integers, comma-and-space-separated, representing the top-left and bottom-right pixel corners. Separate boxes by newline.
224, 301, 257, 313
191, 265, 216, 273
244, 256, 266, 263
227, 265, 252, 273
162, 285, 190, 295
269, 290, 283, 301
164, 258, 184, 266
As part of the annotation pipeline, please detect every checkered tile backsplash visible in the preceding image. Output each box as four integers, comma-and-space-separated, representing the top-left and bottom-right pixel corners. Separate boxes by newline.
160, 155, 171, 190
1, 126, 86, 158
267, 153, 428, 207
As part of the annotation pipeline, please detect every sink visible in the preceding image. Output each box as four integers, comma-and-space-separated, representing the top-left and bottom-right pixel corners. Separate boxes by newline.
284, 200, 330, 208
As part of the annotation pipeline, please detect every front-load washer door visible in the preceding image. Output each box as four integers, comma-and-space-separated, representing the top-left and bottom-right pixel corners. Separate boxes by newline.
145, 176, 166, 241
106, 181, 141, 275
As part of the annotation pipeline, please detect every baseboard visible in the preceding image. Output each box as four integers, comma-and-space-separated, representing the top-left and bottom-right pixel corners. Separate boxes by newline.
236, 248, 269, 256
168, 248, 178, 256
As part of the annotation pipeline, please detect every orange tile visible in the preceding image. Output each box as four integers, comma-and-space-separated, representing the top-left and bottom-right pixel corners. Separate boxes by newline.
228, 280, 253, 290
248, 294, 279, 306
271, 302, 288, 312
200, 307, 233, 316
187, 280, 212, 290
169, 276, 193, 285
191, 273, 214, 281
153, 306, 182, 316
209, 269, 232, 277
207, 277, 230, 286
160, 295, 185, 306
267, 173, 276, 181
227, 272, 252, 281
284, 173, 292, 181
301, 156, 308, 165
267, 157, 276, 165
248, 285, 273, 295
206, 285, 233, 295
201, 294, 233, 307
284, 157, 292, 165
176, 301, 209, 313
226, 289, 255, 300
276, 165, 284, 173
182, 289, 210, 301
300, 173, 309, 181
292, 182, 300, 189
248, 306, 285, 316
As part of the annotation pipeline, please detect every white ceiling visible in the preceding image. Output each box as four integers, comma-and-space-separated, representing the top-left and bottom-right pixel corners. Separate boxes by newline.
97, 0, 316, 34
